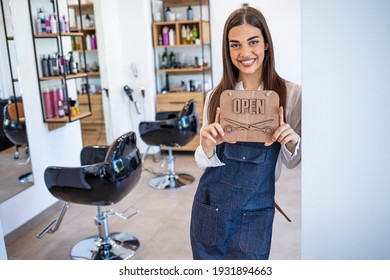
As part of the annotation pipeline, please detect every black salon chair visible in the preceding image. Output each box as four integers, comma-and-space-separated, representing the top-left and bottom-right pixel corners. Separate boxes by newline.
3, 101, 28, 160
139, 99, 198, 190
38, 131, 142, 260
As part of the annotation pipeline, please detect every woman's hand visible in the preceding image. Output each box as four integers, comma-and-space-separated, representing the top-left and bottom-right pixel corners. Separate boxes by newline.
201, 107, 234, 158
264, 106, 299, 153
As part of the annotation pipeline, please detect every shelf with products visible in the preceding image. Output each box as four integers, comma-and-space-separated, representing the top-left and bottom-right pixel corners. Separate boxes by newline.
151, 0, 212, 151
28, 0, 92, 125
67, 0, 104, 145
1, 0, 23, 131
153, 20, 210, 47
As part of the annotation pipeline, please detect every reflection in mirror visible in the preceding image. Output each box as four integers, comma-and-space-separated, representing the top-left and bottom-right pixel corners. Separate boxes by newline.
0, 0, 34, 203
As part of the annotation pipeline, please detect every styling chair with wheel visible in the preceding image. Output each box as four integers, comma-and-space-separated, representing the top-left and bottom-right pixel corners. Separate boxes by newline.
37, 131, 143, 260
3, 101, 33, 183
139, 99, 198, 190
3, 101, 29, 160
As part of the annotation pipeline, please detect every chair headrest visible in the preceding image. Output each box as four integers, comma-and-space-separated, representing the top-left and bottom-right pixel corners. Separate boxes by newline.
104, 131, 137, 162
178, 99, 196, 119
6, 102, 25, 120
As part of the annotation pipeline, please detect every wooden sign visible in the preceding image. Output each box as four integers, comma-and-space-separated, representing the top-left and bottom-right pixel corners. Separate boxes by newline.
220, 90, 279, 142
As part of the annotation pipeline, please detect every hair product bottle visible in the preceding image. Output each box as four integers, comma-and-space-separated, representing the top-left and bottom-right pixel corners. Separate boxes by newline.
57, 100, 65, 118
68, 52, 78, 74
91, 34, 97, 49
50, 14, 58, 34
187, 5, 193, 21
169, 28, 175, 46
41, 55, 49, 77
45, 15, 51, 34
162, 26, 169, 46
192, 25, 198, 43
51, 87, 59, 117
169, 51, 176, 68
85, 34, 92, 50
36, 17, 42, 35
47, 54, 53, 76
43, 88, 53, 118
38, 8, 46, 33
165, 7, 172, 22
181, 25, 186, 44
161, 48, 168, 69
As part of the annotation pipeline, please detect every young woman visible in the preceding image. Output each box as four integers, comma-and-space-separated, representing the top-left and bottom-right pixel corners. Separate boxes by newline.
190, 6, 301, 260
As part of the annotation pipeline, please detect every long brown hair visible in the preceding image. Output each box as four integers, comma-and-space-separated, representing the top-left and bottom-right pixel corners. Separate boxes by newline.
208, 6, 287, 122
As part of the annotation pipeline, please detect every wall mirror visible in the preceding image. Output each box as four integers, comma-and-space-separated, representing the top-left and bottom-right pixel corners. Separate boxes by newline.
0, 0, 34, 203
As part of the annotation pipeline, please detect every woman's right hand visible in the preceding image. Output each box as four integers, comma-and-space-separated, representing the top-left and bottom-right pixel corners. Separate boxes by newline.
200, 107, 232, 158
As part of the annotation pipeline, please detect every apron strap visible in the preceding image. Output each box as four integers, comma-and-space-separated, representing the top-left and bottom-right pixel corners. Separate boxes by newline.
275, 202, 292, 222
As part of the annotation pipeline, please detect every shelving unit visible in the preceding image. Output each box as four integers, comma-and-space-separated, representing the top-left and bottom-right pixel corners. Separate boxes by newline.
68, 0, 105, 145
151, 0, 212, 151
0, 0, 21, 104
28, 0, 92, 128
0, 0, 25, 153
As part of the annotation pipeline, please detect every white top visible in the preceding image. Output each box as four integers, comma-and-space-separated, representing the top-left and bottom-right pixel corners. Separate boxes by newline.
194, 80, 302, 181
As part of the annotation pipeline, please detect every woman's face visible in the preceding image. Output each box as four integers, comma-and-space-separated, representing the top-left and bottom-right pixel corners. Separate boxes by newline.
228, 23, 268, 79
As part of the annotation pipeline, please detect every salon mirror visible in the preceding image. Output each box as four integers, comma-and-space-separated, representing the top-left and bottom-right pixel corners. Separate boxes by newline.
0, 0, 34, 203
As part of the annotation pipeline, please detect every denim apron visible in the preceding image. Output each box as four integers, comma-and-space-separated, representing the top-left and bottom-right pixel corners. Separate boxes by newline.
190, 141, 281, 260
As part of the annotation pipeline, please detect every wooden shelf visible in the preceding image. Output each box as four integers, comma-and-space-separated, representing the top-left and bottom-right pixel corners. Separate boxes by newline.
70, 27, 96, 32
155, 43, 208, 48
87, 71, 100, 77
157, 66, 211, 74
163, 0, 209, 8
153, 20, 210, 47
39, 73, 87, 81
45, 111, 92, 123
34, 32, 83, 38
68, 3, 93, 9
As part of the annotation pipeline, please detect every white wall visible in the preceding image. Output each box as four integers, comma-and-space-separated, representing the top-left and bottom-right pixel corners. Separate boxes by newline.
0, 0, 84, 235
0, 218, 6, 259
209, 0, 301, 86
301, 0, 390, 259
94, 0, 156, 153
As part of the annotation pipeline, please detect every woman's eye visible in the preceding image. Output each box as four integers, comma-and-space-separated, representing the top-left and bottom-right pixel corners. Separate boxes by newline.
249, 40, 259, 46
229, 43, 240, 49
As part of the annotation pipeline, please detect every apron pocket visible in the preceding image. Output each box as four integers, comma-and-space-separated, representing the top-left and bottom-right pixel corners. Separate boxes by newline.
220, 144, 267, 189
239, 209, 274, 254
191, 200, 219, 246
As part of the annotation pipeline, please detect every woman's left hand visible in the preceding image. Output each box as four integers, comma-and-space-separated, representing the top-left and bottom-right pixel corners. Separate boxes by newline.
264, 106, 299, 153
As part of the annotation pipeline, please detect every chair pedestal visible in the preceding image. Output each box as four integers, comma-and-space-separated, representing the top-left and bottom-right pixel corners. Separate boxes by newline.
71, 206, 140, 260
148, 147, 195, 190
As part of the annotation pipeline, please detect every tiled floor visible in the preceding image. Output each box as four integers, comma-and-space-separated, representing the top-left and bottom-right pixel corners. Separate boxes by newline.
5, 152, 301, 260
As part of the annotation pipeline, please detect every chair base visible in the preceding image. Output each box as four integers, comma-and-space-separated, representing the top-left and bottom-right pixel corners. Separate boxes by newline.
18, 172, 33, 183
71, 232, 140, 260
148, 173, 195, 190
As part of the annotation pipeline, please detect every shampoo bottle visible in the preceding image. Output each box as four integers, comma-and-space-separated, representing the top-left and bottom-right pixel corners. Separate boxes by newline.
50, 14, 58, 34
86, 34, 92, 50
41, 55, 49, 77
187, 5, 193, 21
43, 88, 53, 118
162, 26, 169, 46
91, 34, 97, 49
168, 28, 175, 46
51, 87, 59, 117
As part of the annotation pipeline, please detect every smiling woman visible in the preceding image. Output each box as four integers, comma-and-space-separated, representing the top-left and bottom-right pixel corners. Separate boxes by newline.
190, 5, 301, 260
